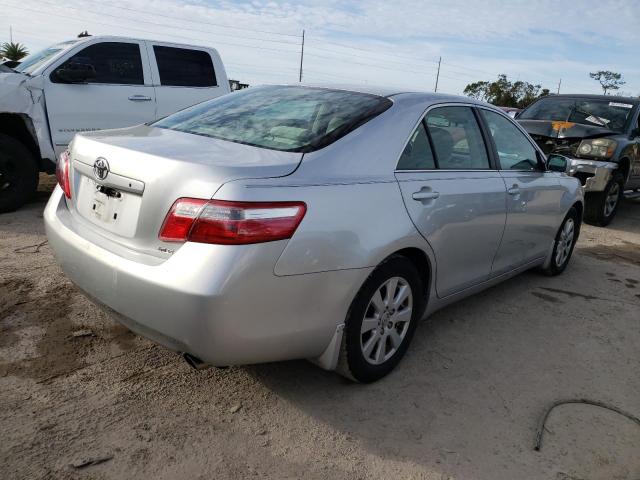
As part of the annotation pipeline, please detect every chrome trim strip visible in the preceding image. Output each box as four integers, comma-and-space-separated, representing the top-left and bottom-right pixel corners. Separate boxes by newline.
73, 160, 145, 194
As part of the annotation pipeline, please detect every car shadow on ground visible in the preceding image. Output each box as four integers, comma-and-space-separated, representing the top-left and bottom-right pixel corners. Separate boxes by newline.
246, 245, 640, 479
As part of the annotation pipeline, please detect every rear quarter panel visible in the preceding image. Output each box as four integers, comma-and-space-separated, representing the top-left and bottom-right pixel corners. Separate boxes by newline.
214, 94, 443, 276
215, 178, 431, 276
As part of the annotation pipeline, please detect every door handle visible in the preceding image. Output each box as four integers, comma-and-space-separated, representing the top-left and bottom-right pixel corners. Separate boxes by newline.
507, 186, 520, 196
128, 95, 152, 102
412, 191, 440, 201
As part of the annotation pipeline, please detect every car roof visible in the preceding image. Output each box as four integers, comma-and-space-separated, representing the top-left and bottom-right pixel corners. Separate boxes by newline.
543, 93, 640, 104
288, 82, 490, 106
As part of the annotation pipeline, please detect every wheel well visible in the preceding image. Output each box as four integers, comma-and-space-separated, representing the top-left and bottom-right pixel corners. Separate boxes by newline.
0, 113, 41, 163
572, 201, 584, 225
618, 157, 630, 182
392, 247, 431, 303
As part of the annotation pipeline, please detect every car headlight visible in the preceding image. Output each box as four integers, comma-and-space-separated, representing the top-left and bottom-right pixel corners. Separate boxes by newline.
577, 138, 617, 159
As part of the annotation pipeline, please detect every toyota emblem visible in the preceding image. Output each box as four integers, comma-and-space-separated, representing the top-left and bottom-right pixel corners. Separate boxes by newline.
93, 157, 110, 181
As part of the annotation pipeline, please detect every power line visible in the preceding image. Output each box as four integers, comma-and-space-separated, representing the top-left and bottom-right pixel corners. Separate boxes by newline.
317, 38, 440, 66
305, 51, 434, 76
82, 0, 300, 38
0, 2, 300, 55
25, 0, 299, 47
305, 43, 439, 72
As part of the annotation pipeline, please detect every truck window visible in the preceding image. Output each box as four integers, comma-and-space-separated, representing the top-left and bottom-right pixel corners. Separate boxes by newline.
153, 46, 217, 87
52, 42, 144, 85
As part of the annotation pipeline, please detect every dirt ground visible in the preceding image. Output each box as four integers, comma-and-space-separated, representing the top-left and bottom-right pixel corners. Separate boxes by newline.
1, 175, 639, 480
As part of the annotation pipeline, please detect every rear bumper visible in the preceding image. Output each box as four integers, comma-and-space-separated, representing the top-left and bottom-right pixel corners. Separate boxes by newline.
44, 187, 368, 367
567, 158, 617, 192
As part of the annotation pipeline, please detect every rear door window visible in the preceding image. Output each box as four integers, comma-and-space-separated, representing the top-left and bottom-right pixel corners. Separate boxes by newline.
397, 123, 436, 170
425, 106, 490, 169
52, 42, 144, 85
153, 46, 216, 87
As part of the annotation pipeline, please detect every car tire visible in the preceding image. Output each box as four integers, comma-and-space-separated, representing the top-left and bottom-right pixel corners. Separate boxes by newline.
0, 133, 39, 213
337, 255, 425, 383
541, 207, 580, 276
584, 172, 624, 227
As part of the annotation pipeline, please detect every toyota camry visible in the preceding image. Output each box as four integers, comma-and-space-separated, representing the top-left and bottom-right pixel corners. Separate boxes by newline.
45, 85, 583, 382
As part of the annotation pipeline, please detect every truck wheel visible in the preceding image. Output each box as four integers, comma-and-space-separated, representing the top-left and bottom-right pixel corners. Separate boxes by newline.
0, 133, 39, 213
584, 172, 624, 227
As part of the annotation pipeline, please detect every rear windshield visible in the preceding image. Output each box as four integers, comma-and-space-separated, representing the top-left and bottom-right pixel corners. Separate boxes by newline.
519, 97, 635, 132
152, 85, 392, 152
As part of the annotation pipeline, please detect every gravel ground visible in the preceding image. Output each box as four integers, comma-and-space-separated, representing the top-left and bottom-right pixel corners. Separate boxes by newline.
1, 175, 639, 480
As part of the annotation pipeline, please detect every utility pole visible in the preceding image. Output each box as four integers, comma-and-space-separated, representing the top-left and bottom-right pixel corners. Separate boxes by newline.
434, 56, 441, 92
9, 25, 13, 42
298, 29, 305, 82
557, 78, 561, 95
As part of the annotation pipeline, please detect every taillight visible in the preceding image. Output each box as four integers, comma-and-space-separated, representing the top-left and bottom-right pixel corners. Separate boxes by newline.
55, 150, 71, 199
159, 198, 307, 245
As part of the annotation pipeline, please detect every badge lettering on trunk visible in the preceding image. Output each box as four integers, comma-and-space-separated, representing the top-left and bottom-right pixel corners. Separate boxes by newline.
93, 157, 110, 181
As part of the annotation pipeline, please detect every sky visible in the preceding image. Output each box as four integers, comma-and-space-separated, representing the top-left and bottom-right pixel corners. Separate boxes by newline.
1, 0, 639, 97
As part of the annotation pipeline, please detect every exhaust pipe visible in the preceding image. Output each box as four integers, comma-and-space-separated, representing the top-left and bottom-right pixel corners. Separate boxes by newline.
183, 352, 210, 370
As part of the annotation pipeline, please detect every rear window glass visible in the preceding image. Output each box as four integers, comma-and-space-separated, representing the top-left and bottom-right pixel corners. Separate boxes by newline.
519, 97, 634, 132
153, 46, 216, 87
152, 85, 392, 152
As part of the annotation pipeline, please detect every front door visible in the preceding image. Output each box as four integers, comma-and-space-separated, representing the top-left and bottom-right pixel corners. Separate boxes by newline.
478, 108, 565, 273
395, 105, 507, 298
44, 40, 156, 155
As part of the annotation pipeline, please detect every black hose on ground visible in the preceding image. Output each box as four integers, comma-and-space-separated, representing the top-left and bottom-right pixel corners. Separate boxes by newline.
534, 398, 640, 451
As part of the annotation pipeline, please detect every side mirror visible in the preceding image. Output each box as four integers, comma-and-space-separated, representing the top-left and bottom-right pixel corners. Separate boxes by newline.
546, 154, 569, 173
54, 62, 96, 83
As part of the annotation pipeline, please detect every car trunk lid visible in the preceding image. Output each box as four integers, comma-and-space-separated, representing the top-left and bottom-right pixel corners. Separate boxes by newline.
67, 125, 302, 258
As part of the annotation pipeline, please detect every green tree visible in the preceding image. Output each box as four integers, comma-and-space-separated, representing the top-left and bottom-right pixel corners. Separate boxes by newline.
463, 74, 547, 109
589, 70, 625, 95
0, 42, 29, 61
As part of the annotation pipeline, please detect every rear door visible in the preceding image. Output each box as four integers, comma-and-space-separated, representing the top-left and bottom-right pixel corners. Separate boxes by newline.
395, 105, 507, 298
478, 108, 564, 273
44, 40, 156, 155
147, 42, 230, 118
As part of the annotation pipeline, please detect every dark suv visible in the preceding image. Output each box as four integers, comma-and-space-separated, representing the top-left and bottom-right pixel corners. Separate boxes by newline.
518, 94, 640, 226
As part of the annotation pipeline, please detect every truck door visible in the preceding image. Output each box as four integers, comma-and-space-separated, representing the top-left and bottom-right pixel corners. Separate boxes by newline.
146, 42, 230, 119
44, 40, 156, 156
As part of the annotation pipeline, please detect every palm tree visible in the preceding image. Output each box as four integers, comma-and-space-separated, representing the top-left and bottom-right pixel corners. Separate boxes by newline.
1, 42, 29, 61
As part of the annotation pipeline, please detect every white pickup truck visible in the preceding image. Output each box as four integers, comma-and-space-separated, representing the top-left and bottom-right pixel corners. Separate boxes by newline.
0, 35, 230, 212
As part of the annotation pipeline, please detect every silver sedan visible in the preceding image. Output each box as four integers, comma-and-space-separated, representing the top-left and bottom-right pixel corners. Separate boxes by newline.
45, 85, 583, 382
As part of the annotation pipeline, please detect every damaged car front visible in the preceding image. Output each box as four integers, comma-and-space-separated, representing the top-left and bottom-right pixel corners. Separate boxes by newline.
518, 95, 640, 226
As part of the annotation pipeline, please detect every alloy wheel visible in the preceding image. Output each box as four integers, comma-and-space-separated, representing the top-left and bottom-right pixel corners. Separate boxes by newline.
555, 218, 575, 267
604, 182, 620, 218
360, 276, 413, 365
